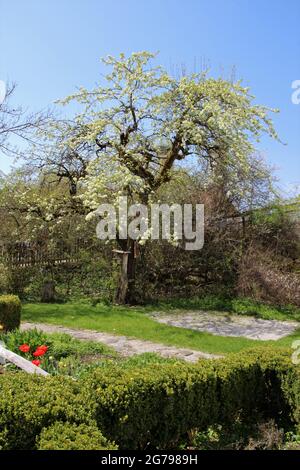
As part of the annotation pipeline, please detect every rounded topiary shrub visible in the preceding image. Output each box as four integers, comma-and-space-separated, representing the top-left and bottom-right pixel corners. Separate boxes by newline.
0, 295, 22, 332
37, 422, 118, 450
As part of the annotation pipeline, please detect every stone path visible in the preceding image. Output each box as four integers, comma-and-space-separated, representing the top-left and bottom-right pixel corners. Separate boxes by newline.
21, 322, 221, 363
150, 311, 299, 341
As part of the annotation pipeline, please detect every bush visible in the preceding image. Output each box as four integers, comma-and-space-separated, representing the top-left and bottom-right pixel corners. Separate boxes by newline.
0, 295, 21, 331
85, 347, 300, 449
13, 245, 116, 303
0, 347, 299, 450
0, 263, 10, 294
0, 373, 95, 450
237, 245, 300, 307
190, 420, 286, 450
2, 327, 49, 353
86, 361, 220, 449
37, 422, 117, 450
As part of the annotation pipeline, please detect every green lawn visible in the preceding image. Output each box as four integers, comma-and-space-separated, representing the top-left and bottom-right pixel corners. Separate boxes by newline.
22, 300, 300, 355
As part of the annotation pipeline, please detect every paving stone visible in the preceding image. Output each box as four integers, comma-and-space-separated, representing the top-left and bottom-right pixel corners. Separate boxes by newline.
150, 311, 298, 340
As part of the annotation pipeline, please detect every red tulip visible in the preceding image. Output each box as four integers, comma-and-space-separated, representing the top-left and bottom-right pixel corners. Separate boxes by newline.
33, 345, 49, 357
33, 349, 46, 357
32, 359, 41, 367
19, 344, 30, 353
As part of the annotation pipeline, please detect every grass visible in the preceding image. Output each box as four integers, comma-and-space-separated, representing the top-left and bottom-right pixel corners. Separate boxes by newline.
22, 298, 300, 355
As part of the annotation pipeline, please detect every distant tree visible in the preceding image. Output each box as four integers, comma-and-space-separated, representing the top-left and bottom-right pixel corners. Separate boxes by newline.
0, 83, 52, 158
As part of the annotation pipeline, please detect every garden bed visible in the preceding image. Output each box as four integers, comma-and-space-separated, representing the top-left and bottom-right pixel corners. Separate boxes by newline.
0, 328, 117, 376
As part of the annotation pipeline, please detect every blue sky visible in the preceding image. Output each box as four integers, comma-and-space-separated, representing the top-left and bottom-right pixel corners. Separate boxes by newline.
1, 0, 299, 195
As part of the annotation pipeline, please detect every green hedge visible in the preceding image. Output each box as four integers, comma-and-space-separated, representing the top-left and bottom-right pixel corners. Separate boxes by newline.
85, 347, 300, 449
0, 295, 22, 331
0, 347, 299, 450
213, 348, 299, 428
85, 361, 219, 449
0, 374, 95, 450
37, 422, 118, 450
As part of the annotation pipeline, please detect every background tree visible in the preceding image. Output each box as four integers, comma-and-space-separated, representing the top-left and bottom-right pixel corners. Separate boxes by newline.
0, 83, 52, 158
0, 168, 114, 302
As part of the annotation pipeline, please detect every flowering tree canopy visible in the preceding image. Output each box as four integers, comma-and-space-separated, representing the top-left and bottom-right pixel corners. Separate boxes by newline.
2, 52, 279, 305
56, 51, 278, 209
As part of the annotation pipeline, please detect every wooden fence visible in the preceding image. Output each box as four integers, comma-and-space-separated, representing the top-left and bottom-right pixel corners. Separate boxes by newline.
0, 238, 93, 268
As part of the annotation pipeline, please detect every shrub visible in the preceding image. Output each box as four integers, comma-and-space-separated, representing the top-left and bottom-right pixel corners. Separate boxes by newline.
85, 361, 219, 449
15, 246, 116, 303
0, 295, 21, 331
0, 347, 299, 450
85, 347, 300, 449
0, 263, 10, 294
264, 352, 300, 426
190, 420, 285, 450
2, 329, 114, 360
237, 245, 300, 307
0, 373, 95, 450
37, 422, 117, 450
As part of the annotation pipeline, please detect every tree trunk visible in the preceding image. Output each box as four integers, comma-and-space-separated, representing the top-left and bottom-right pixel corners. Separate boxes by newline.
125, 244, 137, 304
115, 252, 129, 304
41, 280, 56, 303
114, 240, 137, 304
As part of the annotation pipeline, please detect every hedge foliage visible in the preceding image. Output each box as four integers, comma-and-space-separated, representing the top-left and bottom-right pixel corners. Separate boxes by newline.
85, 347, 300, 449
37, 422, 118, 450
0, 374, 96, 450
0, 295, 21, 331
0, 347, 299, 450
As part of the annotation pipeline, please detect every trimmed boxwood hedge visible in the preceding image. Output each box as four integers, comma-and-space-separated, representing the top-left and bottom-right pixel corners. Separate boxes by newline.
0, 295, 22, 331
85, 347, 300, 449
0, 346, 299, 450
37, 422, 118, 450
0, 374, 96, 450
